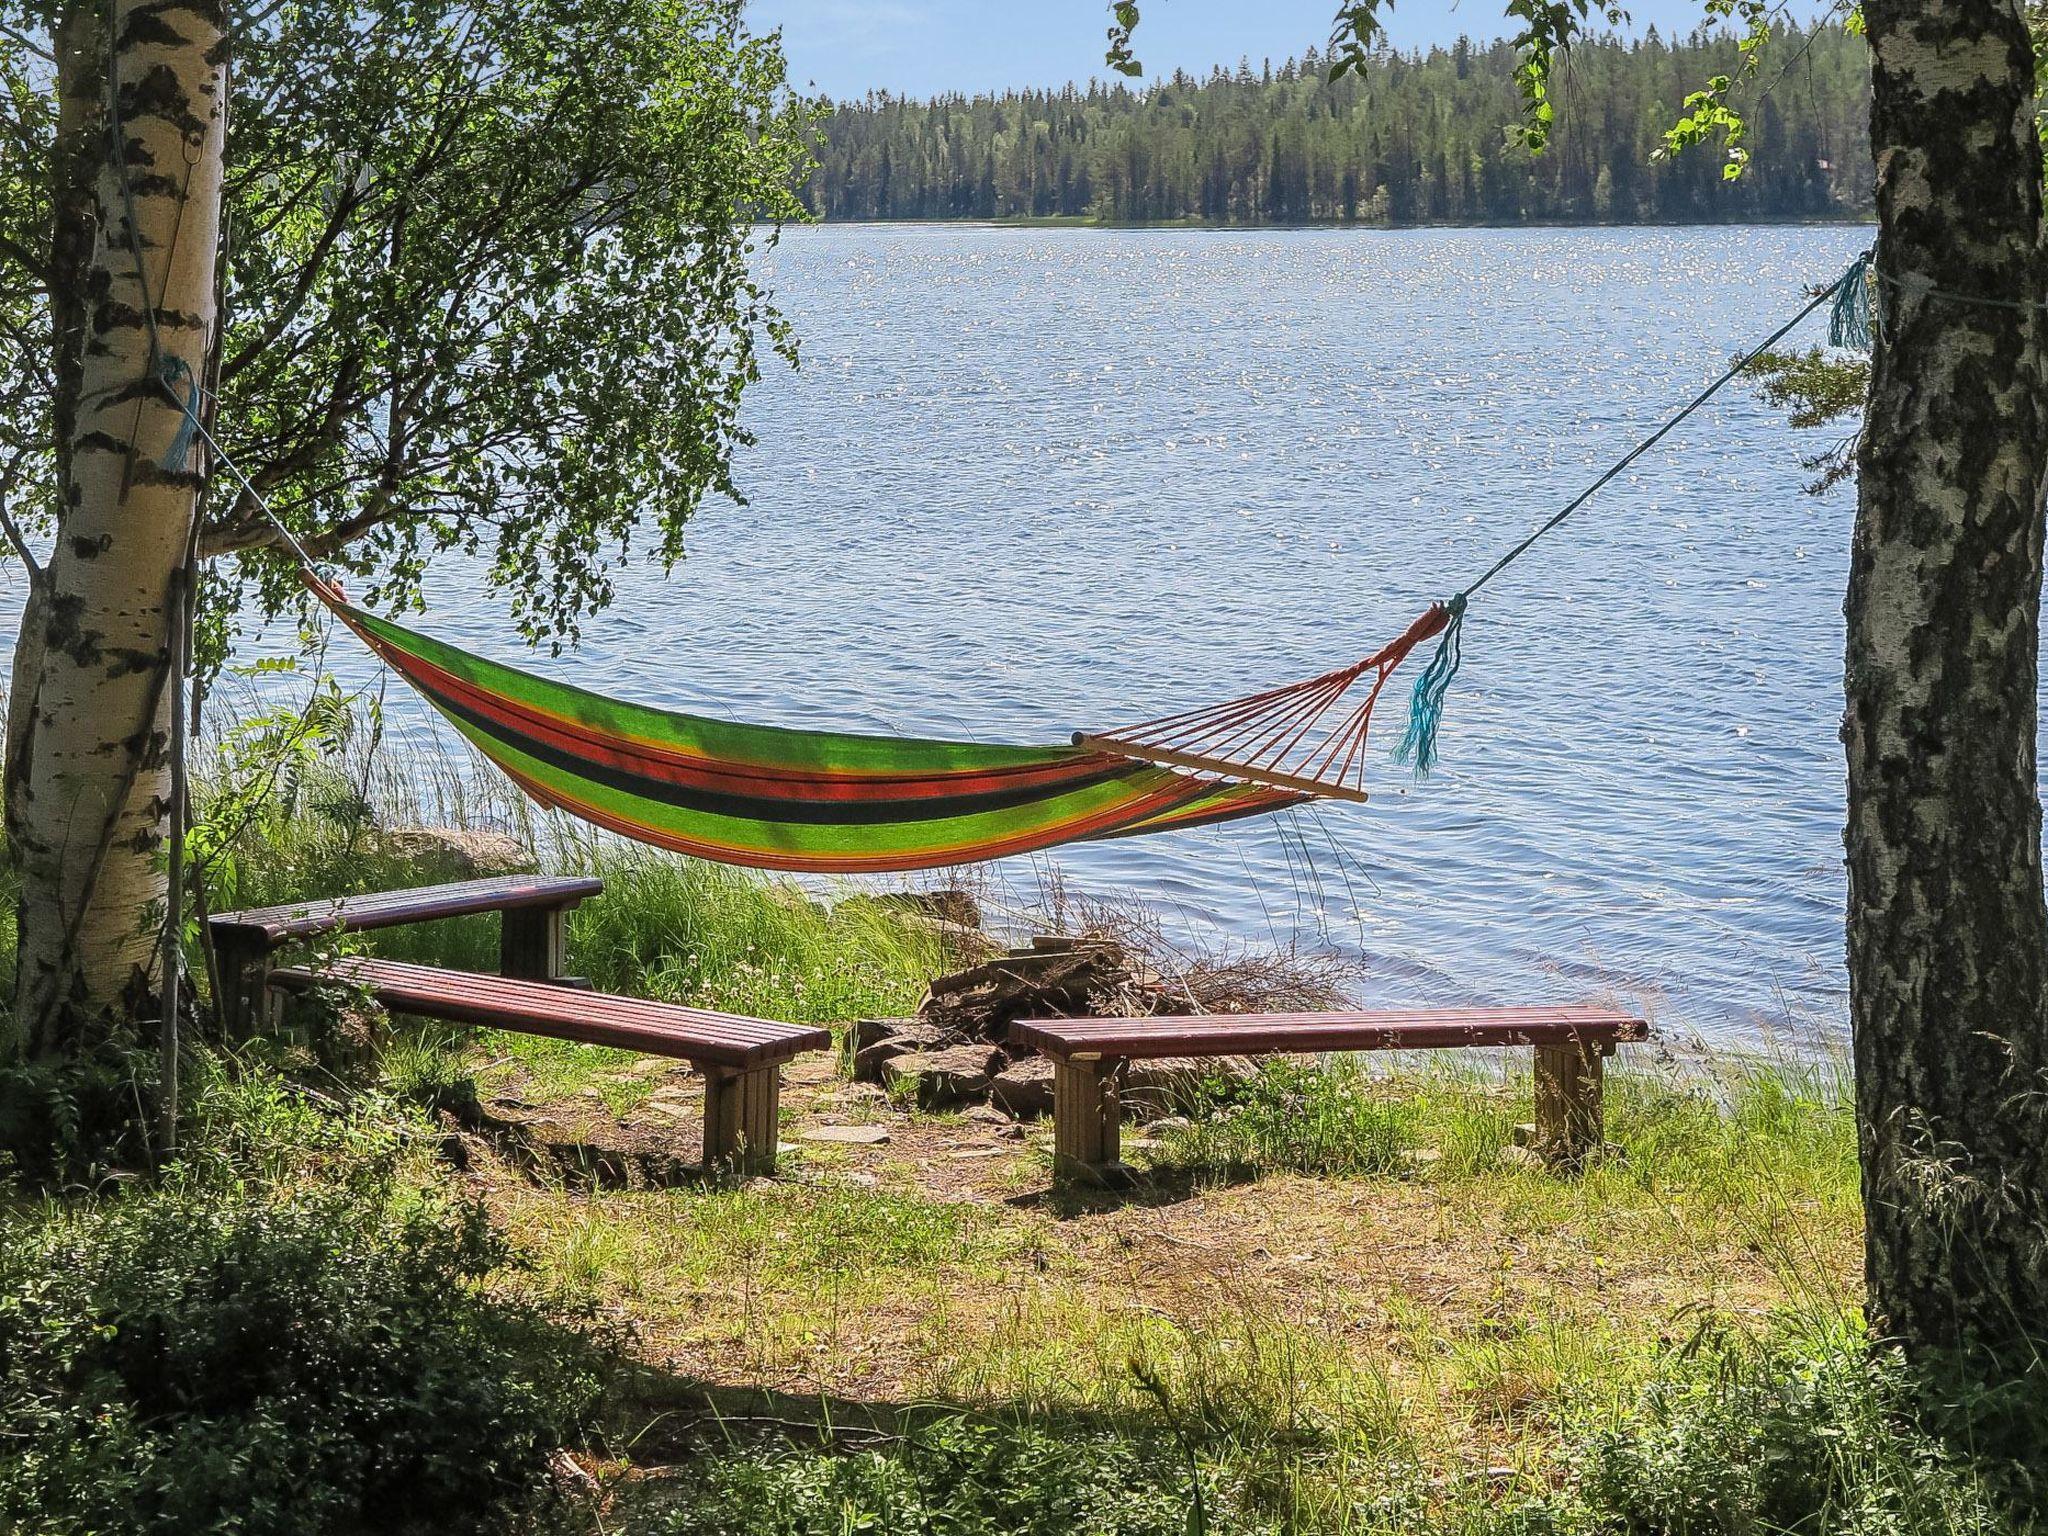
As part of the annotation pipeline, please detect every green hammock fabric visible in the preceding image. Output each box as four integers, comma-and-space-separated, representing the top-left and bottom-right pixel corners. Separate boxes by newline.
323, 594, 1308, 873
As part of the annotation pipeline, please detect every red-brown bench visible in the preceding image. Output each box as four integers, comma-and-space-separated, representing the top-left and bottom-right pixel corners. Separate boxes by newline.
1009, 1006, 1649, 1182
209, 874, 605, 1033
270, 957, 830, 1173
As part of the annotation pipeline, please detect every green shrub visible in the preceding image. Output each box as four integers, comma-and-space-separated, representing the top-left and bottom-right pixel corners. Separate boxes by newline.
1148, 1059, 1420, 1179
0, 1096, 605, 1535
656, 1413, 1269, 1536
1572, 1331, 2018, 1535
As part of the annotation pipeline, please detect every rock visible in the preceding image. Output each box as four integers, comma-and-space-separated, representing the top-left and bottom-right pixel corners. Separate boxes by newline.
374, 826, 533, 879
988, 1056, 1056, 1118
868, 888, 983, 929
1498, 1144, 1546, 1172
1119, 1055, 1256, 1119
851, 1022, 949, 1083
802, 1124, 891, 1145
883, 1043, 1002, 1108
1147, 1115, 1193, 1136
851, 1016, 925, 1051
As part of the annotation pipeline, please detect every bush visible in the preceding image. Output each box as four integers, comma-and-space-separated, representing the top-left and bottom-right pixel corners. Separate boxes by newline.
1572, 1331, 2018, 1536
0, 1086, 606, 1536
1148, 1059, 1420, 1179
655, 1413, 1269, 1536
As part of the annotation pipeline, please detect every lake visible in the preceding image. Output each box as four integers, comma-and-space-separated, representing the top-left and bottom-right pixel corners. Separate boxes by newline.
17, 223, 1887, 1048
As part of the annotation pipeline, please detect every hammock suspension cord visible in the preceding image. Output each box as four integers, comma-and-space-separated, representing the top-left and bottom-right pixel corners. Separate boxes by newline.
1084, 251, 1867, 784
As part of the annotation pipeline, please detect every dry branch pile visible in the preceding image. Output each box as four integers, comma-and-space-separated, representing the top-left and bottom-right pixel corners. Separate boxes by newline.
855, 908, 1356, 1117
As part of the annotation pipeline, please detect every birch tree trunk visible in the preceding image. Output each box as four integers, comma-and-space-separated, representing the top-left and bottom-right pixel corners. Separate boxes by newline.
1849, 0, 2048, 1370
4, 0, 225, 1058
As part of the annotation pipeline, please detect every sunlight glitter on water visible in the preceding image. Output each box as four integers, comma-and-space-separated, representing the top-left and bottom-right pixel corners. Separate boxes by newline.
80, 224, 1900, 1047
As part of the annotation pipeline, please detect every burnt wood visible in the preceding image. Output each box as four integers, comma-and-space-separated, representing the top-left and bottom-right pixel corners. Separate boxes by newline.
210, 874, 605, 948
270, 957, 829, 1070
1010, 1006, 1646, 1063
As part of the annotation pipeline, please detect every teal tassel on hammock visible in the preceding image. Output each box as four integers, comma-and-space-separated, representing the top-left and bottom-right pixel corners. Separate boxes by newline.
158, 356, 201, 472
1828, 250, 1876, 351
1393, 592, 1467, 777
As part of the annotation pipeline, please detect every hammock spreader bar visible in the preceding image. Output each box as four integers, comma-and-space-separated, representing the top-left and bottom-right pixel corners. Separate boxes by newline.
306, 577, 1316, 873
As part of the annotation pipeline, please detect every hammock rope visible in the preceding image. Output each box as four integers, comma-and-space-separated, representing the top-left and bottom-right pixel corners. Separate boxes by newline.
1082, 254, 1861, 785
158, 252, 1874, 872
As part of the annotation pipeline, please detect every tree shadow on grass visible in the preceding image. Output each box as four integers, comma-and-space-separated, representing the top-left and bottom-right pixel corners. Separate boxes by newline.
1002, 1153, 1263, 1218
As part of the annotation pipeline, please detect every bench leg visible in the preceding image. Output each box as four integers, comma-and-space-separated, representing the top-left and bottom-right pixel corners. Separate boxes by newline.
501, 906, 567, 980
213, 936, 270, 1040
1051, 1057, 1123, 1183
1533, 1042, 1606, 1167
702, 1064, 782, 1174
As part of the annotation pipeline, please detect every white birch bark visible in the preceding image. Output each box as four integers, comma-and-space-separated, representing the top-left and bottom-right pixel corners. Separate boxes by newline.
6, 0, 224, 1054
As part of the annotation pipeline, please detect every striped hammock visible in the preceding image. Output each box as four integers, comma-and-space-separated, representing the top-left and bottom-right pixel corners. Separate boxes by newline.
317, 587, 1318, 873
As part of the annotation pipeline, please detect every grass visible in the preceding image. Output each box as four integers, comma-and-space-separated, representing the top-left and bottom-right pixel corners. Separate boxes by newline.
1, 732, 2020, 1532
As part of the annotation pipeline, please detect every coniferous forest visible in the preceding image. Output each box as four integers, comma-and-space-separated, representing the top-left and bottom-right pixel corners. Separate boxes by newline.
802, 26, 1872, 225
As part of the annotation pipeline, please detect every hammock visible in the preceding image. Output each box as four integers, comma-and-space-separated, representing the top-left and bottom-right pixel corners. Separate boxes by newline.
318, 584, 1321, 873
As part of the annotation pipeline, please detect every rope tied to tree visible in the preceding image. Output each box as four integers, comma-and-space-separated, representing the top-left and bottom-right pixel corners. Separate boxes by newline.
1378, 250, 1871, 777
1829, 248, 1877, 349
158, 356, 202, 471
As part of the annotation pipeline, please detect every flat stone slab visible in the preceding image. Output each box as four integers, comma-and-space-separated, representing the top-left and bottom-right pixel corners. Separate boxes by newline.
801, 1124, 891, 1145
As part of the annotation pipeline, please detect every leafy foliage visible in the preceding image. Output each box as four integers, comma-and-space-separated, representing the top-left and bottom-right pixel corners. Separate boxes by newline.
654, 1414, 1261, 1536
1743, 345, 1869, 490
0, 0, 815, 652
0, 1072, 608, 1536
1148, 1058, 1421, 1178
811, 29, 1870, 226
1571, 1330, 2026, 1535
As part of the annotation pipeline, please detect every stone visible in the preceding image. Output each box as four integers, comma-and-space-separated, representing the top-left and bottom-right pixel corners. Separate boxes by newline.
374, 826, 533, 879
851, 1016, 924, 1051
869, 887, 984, 929
1120, 1055, 1256, 1120
988, 1056, 1057, 1118
801, 1124, 891, 1145
1498, 1144, 1546, 1172
883, 1043, 1002, 1108
851, 1022, 949, 1083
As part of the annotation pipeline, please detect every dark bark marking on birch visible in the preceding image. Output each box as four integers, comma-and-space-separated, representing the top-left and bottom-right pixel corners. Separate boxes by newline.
1850, 0, 2048, 1376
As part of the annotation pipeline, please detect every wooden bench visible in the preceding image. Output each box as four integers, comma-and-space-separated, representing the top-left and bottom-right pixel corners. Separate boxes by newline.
1009, 1006, 1649, 1182
270, 957, 830, 1173
209, 874, 605, 1034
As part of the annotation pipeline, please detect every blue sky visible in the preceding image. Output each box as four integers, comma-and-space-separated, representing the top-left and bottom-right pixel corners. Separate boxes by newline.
746, 0, 1795, 100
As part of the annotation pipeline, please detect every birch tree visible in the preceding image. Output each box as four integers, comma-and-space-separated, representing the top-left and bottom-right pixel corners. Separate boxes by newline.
1847, 0, 2048, 1387
6, 0, 225, 1056
1110, 0, 2048, 1400
0, 0, 810, 1130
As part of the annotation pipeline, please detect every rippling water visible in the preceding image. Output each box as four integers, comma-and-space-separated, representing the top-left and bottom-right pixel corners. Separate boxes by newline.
16, 223, 1890, 1047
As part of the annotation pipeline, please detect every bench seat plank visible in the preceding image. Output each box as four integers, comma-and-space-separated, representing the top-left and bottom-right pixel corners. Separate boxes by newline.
1011, 1006, 1647, 1062
270, 956, 828, 1070
212, 875, 606, 947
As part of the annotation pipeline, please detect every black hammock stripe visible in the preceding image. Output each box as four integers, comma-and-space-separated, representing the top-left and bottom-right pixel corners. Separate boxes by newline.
423, 680, 1155, 828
